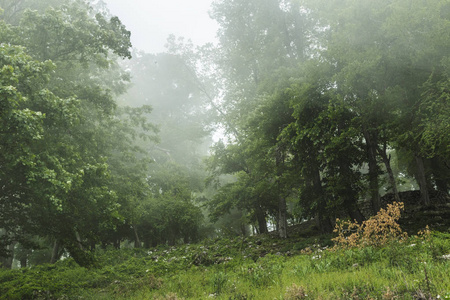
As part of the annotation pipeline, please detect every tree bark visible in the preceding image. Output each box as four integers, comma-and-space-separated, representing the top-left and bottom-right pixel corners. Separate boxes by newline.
415, 154, 431, 206
133, 225, 141, 248
278, 195, 288, 238
50, 240, 60, 264
255, 205, 268, 234
347, 208, 365, 224
430, 157, 449, 194
20, 255, 27, 268
240, 224, 248, 237
363, 129, 380, 213
316, 211, 333, 233
75, 231, 84, 250
308, 160, 333, 233
1, 242, 16, 269
378, 144, 400, 202
276, 147, 288, 238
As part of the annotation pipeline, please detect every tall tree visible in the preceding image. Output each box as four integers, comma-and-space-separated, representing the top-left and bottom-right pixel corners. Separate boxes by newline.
0, 0, 145, 266
308, 0, 450, 207
207, 0, 312, 237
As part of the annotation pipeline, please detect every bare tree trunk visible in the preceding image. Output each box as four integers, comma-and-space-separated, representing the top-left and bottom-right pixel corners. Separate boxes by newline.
75, 231, 84, 250
316, 212, 333, 233
1, 242, 16, 269
363, 129, 380, 213
133, 225, 141, 248
347, 208, 365, 224
240, 224, 248, 237
430, 157, 449, 194
255, 205, 268, 234
20, 255, 27, 268
310, 161, 333, 233
278, 196, 288, 238
415, 154, 431, 206
378, 144, 400, 202
50, 240, 60, 264
276, 147, 288, 238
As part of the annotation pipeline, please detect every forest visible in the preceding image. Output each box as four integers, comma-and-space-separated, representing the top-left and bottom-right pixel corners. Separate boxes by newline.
0, 0, 449, 298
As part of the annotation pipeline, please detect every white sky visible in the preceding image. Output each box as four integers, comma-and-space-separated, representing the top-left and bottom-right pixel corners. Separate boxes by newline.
103, 0, 218, 53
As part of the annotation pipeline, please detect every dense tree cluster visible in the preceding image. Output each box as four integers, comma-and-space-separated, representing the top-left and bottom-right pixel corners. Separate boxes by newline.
0, 0, 206, 268
0, 0, 448, 269
204, 0, 449, 237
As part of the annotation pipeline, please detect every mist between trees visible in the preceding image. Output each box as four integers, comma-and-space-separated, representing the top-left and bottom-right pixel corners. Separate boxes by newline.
0, 0, 449, 268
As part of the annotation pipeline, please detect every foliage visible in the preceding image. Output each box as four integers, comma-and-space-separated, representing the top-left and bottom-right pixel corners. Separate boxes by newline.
1, 0, 450, 290
0, 228, 449, 299
0, 0, 158, 267
205, 0, 450, 236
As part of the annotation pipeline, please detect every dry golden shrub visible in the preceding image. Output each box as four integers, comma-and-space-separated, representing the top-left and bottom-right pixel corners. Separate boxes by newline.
332, 202, 408, 250
417, 225, 431, 240
285, 283, 308, 299
148, 275, 163, 289
382, 287, 398, 299
154, 293, 184, 300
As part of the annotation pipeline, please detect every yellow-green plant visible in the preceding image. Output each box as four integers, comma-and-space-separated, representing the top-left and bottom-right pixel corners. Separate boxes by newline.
284, 283, 308, 299
332, 202, 408, 250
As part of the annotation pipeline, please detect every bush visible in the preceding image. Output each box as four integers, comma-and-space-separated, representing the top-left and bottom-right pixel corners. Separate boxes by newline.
332, 202, 408, 250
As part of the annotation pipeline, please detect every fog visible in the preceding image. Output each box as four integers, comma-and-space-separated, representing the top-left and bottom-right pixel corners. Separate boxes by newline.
103, 0, 218, 53
0, 0, 448, 280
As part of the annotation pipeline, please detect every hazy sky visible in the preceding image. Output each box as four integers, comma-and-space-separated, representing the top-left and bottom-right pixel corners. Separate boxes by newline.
103, 0, 218, 54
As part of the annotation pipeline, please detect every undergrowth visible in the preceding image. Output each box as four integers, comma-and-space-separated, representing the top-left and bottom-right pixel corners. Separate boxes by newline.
1, 206, 450, 299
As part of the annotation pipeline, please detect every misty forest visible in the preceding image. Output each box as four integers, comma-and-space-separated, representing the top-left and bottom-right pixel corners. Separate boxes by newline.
0, 0, 449, 299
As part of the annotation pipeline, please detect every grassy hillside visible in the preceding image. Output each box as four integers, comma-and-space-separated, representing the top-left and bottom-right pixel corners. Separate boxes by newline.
1, 206, 450, 299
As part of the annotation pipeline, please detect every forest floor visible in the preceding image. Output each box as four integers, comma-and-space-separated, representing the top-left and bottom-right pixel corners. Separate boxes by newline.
1, 203, 450, 300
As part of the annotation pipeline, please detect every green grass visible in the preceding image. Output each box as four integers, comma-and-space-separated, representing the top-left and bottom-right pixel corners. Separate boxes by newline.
1, 232, 450, 299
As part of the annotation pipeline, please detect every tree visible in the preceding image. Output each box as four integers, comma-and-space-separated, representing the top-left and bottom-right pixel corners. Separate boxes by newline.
206, 0, 312, 237
307, 0, 450, 207
0, 0, 142, 267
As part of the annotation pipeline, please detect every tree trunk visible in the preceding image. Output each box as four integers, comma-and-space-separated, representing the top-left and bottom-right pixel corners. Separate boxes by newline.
20, 255, 27, 268
276, 147, 288, 238
255, 205, 268, 234
1, 242, 16, 269
430, 157, 449, 194
50, 240, 60, 264
363, 129, 380, 213
347, 208, 365, 224
133, 225, 141, 248
310, 160, 333, 232
316, 212, 333, 233
278, 196, 288, 238
240, 224, 248, 237
75, 231, 84, 250
415, 154, 431, 206
378, 144, 400, 202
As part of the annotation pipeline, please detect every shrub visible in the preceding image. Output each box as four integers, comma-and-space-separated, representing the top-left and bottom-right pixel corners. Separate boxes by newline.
332, 202, 408, 250
284, 283, 308, 299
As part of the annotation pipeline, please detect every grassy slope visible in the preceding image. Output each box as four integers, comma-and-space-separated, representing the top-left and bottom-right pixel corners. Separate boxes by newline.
1, 217, 450, 299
